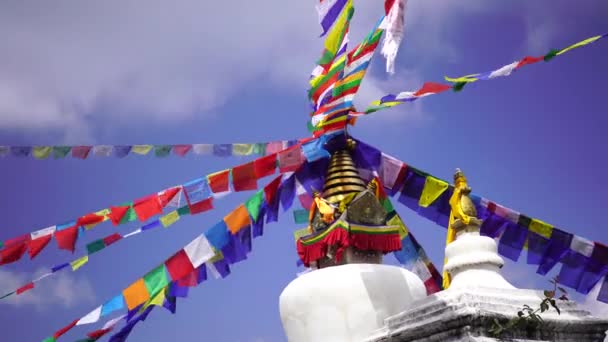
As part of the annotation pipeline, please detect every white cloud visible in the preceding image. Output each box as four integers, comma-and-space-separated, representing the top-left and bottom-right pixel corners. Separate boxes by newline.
0, 268, 96, 311
0, 0, 520, 142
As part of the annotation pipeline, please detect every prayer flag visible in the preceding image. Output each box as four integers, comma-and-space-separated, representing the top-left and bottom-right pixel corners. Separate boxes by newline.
497, 222, 528, 261
33, 146, 52, 159
293, 209, 309, 224
173, 144, 192, 157
53, 146, 71, 158
191, 144, 213, 155
133, 195, 163, 222
113, 145, 132, 158
76, 306, 102, 326
537, 228, 573, 275
188, 198, 214, 215
232, 144, 254, 156
316, 0, 348, 36
103, 233, 122, 247
232, 162, 258, 191
208, 170, 230, 193
254, 154, 277, 178
245, 190, 265, 222
109, 205, 132, 225
71, 255, 89, 271
123, 279, 150, 311
205, 221, 231, 250
86, 239, 106, 255
11, 146, 31, 157
154, 145, 172, 157
184, 235, 215, 268
413, 82, 452, 97
278, 146, 304, 173
160, 211, 180, 228
131, 145, 153, 155
52, 262, 70, 272
55, 226, 79, 252
223, 205, 251, 234
72, 146, 92, 159
165, 250, 196, 281
418, 176, 449, 207
27, 234, 52, 259
184, 178, 210, 205
53, 319, 78, 339
101, 295, 125, 317
213, 144, 232, 157
143, 265, 169, 296
142, 220, 161, 231
16, 282, 34, 295
92, 145, 113, 157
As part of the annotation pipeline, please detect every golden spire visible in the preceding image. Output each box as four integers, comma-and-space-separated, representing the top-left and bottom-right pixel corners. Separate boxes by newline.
322, 139, 367, 204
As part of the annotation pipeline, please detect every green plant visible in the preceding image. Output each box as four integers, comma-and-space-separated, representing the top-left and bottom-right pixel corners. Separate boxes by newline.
488, 277, 569, 338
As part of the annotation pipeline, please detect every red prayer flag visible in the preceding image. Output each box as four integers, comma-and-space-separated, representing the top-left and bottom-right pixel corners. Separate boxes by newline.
54, 319, 78, 339
102, 233, 123, 247
165, 250, 195, 281
27, 234, 53, 259
72, 146, 92, 159
254, 154, 277, 179
278, 146, 303, 173
3, 234, 30, 248
76, 213, 105, 227
54, 226, 79, 252
516, 56, 544, 69
158, 187, 181, 207
264, 175, 282, 204
208, 170, 230, 193
133, 195, 162, 222
0, 242, 27, 265
16, 282, 34, 295
232, 162, 258, 192
413, 82, 452, 97
189, 198, 214, 215
424, 277, 441, 295
87, 328, 112, 339
173, 145, 192, 157
177, 269, 199, 287
384, 0, 396, 14
109, 205, 130, 225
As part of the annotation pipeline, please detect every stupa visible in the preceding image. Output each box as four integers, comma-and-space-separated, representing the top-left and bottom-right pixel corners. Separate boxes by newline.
279, 138, 428, 342
366, 170, 608, 342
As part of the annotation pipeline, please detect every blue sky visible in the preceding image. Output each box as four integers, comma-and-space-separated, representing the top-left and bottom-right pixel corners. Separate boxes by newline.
0, 0, 607, 341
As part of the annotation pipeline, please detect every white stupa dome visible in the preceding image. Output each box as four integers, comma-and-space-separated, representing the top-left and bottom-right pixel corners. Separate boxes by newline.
279, 263, 426, 342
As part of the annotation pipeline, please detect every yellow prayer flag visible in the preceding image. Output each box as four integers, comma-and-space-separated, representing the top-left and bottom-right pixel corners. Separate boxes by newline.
160, 211, 180, 228
131, 145, 153, 155
557, 35, 601, 56
33, 146, 52, 160
387, 215, 408, 240
419, 176, 449, 208
324, 0, 352, 54
71, 255, 89, 271
142, 287, 166, 310
208, 250, 224, 263
529, 219, 553, 239
232, 144, 254, 156
444, 74, 479, 83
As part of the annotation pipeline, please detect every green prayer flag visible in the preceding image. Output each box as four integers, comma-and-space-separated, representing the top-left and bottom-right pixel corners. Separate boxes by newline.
245, 190, 264, 222
177, 205, 190, 216
42, 337, 56, 342
0, 241, 4, 249
293, 209, 309, 224
544, 49, 559, 62
143, 264, 169, 296
86, 239, 105, 255
154, 145, 172, 157
119, 203, 138, 224
33, 146, 52, 159
252, 143, 266, 156
381, 199, 394, 213
53, 146, 71, 159
453, 82, 467, 92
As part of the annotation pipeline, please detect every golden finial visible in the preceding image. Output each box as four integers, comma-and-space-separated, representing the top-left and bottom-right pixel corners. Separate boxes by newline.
345, 138, 356, 151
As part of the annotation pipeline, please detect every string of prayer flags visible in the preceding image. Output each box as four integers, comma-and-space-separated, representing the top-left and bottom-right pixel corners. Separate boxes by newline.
0, 140, 298, 161
361, 145, 608, 302
364, 32, 607, 115
0, 142, 307, 266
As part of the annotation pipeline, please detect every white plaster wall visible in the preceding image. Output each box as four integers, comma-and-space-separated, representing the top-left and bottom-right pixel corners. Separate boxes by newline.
279, 264, 426, 342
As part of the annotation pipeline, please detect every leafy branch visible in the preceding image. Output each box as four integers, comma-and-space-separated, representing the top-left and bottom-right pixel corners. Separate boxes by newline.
489, 276, 568, 338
